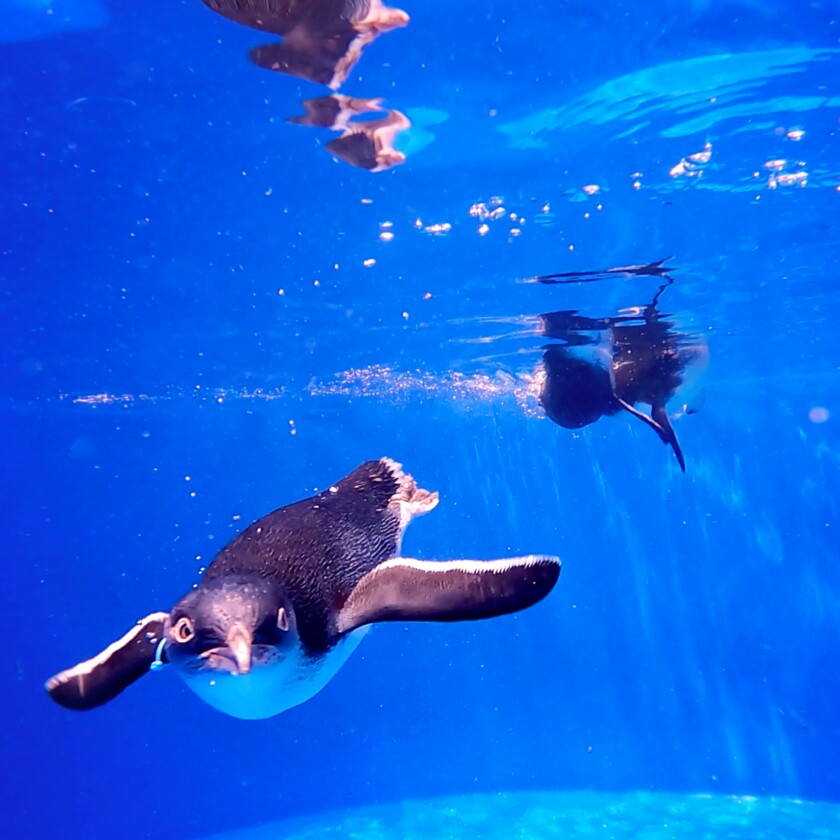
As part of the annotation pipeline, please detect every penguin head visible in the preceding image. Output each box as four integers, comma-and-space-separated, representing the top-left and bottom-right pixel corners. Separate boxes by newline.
165, 575, 297, 676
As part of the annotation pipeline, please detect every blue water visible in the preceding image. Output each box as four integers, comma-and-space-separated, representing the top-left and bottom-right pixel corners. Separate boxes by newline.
2, 1, 839, 838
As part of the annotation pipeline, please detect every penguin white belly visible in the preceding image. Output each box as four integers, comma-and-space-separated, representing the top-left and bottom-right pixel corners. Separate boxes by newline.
179, 628, 368, 720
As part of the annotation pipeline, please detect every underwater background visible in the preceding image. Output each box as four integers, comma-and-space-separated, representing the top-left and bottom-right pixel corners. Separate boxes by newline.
2, 0, 839, 837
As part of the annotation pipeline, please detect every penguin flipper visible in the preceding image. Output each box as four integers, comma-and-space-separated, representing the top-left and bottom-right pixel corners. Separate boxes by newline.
617, 398, 686, 472
45, 612, 168, 711
616, 396, 667, 437
651, 403, 686, 472
336, 556, 560, 633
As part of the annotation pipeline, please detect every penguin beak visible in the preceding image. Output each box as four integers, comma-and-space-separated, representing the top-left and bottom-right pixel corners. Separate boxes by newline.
225, 623, 252, 675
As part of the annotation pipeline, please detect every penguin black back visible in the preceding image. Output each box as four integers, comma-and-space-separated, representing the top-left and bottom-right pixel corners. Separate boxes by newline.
205, 459, 427, 653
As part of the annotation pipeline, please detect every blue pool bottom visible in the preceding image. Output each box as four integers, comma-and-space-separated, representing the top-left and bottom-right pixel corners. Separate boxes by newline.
201, 790, 840, 839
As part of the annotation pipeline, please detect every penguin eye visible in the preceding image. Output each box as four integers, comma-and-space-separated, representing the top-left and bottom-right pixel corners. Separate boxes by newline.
173, 616, 195, 643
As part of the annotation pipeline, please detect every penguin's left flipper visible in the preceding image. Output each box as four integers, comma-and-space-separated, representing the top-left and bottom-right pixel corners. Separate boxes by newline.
45, 612, 168, 711
336, 555, 560, 633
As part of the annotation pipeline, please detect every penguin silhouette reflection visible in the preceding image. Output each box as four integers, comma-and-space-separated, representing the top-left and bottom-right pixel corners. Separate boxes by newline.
201, 0, 409, 89
289, 94, 409, 171
536, 265, 704, 472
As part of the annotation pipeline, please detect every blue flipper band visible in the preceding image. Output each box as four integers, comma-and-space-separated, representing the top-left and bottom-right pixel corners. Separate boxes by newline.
150, 637, 167, 672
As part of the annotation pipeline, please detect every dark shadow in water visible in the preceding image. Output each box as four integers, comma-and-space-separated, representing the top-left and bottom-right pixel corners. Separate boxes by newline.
200, 0, 411, 171
535, 260, 706, 472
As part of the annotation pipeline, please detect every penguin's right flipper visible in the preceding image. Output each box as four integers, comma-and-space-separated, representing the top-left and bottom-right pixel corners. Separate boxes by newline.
617, 398, 686, 472
45, 612, 168, 711
336, 556, 560, 633
651, 403, 686, 472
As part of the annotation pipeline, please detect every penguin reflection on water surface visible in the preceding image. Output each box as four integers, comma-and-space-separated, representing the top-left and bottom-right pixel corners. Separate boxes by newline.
201, 0, 409, 90
535, 262, 707, 472
46, 459, 559, 719
289, 95, 411, 172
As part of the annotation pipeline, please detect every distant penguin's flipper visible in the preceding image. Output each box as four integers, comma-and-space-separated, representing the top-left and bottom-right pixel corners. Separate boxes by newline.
617, 398, 686, 471
336, 556, 560, 633
651, 403, 686, 472
45, 612, 169, 711
616, 396, 666, 436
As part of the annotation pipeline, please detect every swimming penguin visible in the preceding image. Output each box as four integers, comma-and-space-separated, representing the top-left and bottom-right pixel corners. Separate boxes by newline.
608, 309, 690, 471
537, 307, 698, 471
534, 264, 707, 472
46, 458, 560, 719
